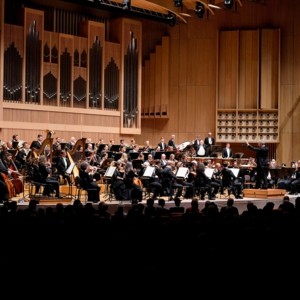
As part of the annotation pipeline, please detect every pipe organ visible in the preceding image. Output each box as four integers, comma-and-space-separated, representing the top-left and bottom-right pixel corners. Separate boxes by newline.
0, 4, 142, 139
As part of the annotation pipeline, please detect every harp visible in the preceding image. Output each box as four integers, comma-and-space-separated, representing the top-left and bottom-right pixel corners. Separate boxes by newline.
66, 138, 86, 179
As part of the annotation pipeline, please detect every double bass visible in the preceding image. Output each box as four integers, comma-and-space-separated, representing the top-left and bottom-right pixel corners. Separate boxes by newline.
2, 152, 23, 195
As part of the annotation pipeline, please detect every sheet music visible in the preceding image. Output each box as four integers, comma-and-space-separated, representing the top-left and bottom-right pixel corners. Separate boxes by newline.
104, 166, 116, 178
143, 166, 155, 178
176, 167, 189, 178
66, 162, 75, 175
231, 168, 240, 177
204, 168, 214, 179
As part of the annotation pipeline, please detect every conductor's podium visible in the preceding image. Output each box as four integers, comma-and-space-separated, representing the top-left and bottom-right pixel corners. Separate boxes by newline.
243, 188, 286, 199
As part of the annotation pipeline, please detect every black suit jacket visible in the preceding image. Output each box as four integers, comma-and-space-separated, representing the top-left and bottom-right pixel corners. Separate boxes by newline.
204, 137, 215, 147
222, 148, 233, 158
247, 144, 269, 168
158, 142, 167, 151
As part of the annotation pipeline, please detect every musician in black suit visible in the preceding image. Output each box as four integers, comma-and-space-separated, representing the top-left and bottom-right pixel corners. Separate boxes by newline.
56, 150, 72, 185
246, 140, 269, 189
204, 132, 215, 156
222, 143, 233, 158
30, 134, 44, 150
158, 137, 167, 151
168, 134, 176, 151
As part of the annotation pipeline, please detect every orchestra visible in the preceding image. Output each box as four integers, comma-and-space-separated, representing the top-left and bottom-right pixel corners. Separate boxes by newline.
0, 132, 299, 202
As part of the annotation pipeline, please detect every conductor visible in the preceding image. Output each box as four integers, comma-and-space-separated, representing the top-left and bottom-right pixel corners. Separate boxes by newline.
246, 140, 269, 189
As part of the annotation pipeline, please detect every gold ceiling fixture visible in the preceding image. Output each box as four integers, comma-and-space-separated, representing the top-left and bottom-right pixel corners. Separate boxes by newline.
80, 0, 266, 25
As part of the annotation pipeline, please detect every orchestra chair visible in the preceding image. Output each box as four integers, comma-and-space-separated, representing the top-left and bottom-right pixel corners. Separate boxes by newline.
74, 176, 98, 204
243, 174, 256, 189
102, 177, 116, 202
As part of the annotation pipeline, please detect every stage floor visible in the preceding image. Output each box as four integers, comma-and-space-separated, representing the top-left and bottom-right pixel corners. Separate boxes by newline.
10, 187, 298, 215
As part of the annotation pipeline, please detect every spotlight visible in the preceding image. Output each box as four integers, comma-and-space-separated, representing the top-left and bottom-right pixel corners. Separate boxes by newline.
122, 0, 131, 10
224, 0, 233, 9
195, 2, 205, 18
167, 12, 177, 27
173, 0, 183, 8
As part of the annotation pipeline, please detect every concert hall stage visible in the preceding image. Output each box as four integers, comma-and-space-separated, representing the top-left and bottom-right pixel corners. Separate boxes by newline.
12, 188, 297, 215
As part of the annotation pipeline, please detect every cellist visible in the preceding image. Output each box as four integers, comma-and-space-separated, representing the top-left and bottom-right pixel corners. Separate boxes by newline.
2, 152, 23, 195
0, 158, 11, 202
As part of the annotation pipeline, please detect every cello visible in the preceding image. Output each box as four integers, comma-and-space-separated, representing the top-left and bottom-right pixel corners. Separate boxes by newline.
2, 152, 23, 195
0, 172, 15, 199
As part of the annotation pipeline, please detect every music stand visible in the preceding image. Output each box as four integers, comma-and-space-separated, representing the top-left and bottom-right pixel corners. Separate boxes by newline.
142, 166, 155, 178
97, 143, 107, 153
233, 152, 244, 158
131, 159, 143, 171
103, 166, 116, 202
64, 162, 76, 199
154, 151, 164, 160
165, 151, 175, 159
204, 168, 214, 179
128, 152, 138, 161
231, 168, 240, 178
110, 144, 121, 152
113, 153, 122, 161
12, 141, 19, 149
176, 167, 189, 179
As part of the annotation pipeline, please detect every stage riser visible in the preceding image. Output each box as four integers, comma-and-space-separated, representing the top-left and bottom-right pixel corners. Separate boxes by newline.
243, 189, 286, 198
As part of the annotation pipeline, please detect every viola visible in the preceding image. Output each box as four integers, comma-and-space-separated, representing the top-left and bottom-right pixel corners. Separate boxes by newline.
133, 176, 143, 188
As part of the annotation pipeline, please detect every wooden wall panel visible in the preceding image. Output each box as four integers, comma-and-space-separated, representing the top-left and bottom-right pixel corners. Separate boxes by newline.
143, 60, 150, 116
238, 30, 259, 109
260, 29, 280, 109
161, 36, 169, 116
149, 53, 156, 117
154, 45, 162, 116
218, 30, 239, 109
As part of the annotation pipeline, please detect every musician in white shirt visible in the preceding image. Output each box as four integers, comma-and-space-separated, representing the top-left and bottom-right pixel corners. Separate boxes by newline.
222, 143, 233, 158
196, 139, 207, 157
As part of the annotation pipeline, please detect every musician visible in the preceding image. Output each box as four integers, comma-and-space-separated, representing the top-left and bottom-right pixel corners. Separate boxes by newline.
162, 160, 183, 200
221, 162, 243, 199
158, 137, 167, 151
2, 152, 23, 195
110, 160, 131, 201
78, 161, 100, 203
222, 143, 233, 158
288, 160, 300, 194
143, 140, 152, 152
15, 141, 31, 170
159, 153, 168, 169
194, 163, 215, 200
12, 134, 20, 149
204, 132, 215, 156
175, 161, 194, 199
168, 134, 176, 150
196, 139, 208, 157
246, 140, 269, 189
37, 155, 61, 198
125, 162, 143, 202
0, 159, 10, 202
193, 135, 201, 154
66, 136, 77, 150
30, 134, 44, 150
56, 150, 72, 185
139, 161, 162, 200
53, 137, 62, 151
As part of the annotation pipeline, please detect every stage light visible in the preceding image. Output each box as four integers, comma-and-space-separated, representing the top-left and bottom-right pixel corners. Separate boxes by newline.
224, 0, 234, 9
173, 0, 183, 8
167, 12, 177, 26
195, 2, 205, 18
122, 0, 131, 10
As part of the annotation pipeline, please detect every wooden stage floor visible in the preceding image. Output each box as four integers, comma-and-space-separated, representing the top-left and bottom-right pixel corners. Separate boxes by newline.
9, 184, 296, 215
